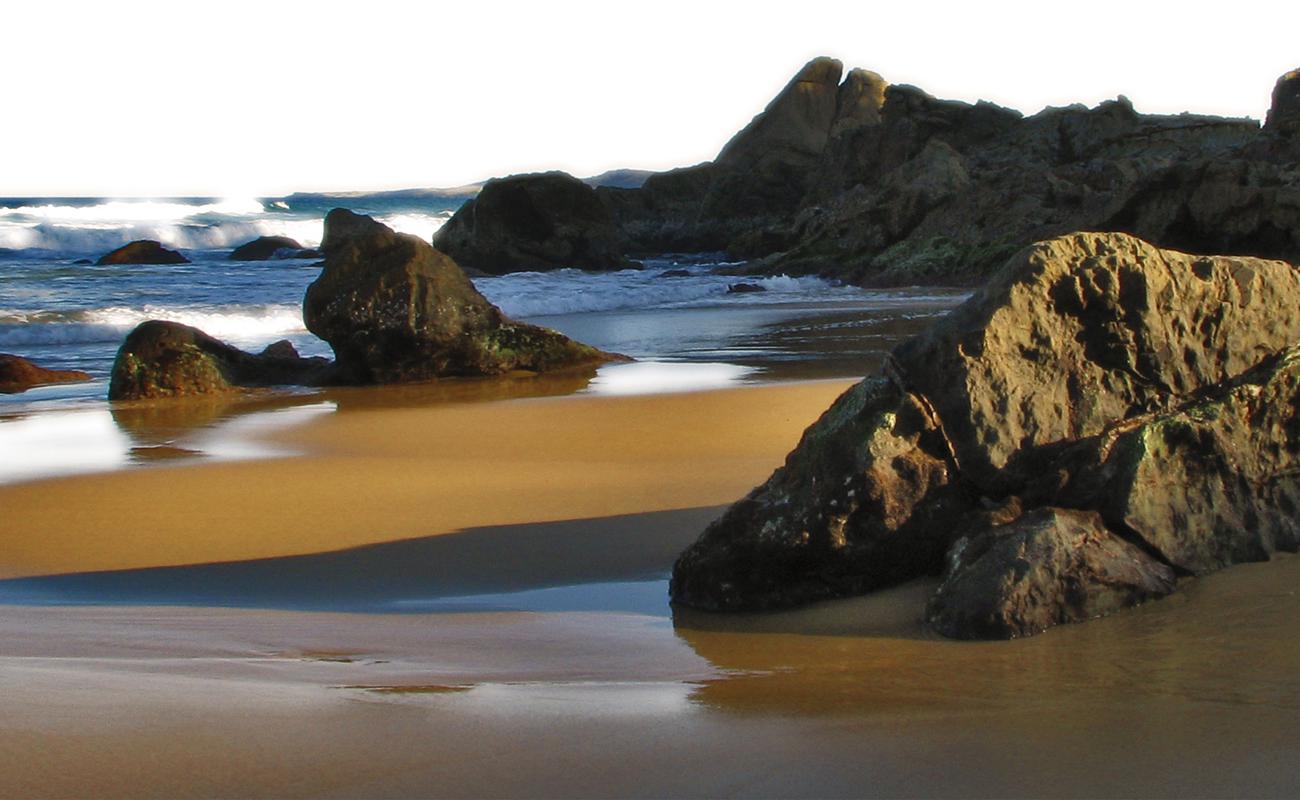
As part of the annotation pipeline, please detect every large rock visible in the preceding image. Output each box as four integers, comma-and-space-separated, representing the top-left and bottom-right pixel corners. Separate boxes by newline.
108, 321, 328, 401
671, 233, 1300, 637
305, 209, 617, 383
0, 354, 92, 393
433, 172, 635, 273
1265, 68, 1300, 136
96, 240, 189, 265
925, 507, 1177, 639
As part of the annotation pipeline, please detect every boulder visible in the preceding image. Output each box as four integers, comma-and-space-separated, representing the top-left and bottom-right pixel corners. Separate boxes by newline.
726, 282, 766, 294
108, 320, 328, 401
433, 172, 636, 274
0, 354, 92, 393
926, 507, 1177, 639
96, 240, 189, 265
230, 236, 316, 261
671, 232, 1300, 637
304, 209, 619, 384
1265, 68, 1300, 137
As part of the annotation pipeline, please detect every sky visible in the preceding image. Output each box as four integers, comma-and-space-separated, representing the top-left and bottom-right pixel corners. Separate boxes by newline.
8, 0, 1298, 197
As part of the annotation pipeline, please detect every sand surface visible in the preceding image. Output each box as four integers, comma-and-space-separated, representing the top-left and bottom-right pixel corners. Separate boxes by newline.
2, 380, 1298, 798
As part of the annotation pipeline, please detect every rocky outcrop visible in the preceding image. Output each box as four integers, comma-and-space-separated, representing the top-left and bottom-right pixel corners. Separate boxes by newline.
305, 209, 618, 383
0, 354, 92, 393
230, 236, 319, 261
586, 61, 1300, 286
671, 232, 1300, 638
108, 321, 328, 401
96, 240, 189, 266
433, 172, 635, 273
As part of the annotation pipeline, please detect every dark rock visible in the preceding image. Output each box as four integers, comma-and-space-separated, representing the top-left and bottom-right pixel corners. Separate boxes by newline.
305, 209, 619, 384
0, 354, 92, 394
108, 321, 329, 401
433, 172, 635, 274
96, 240, 189, 266
926, 507, 1177, 639
726, 282, 766, 294
230, 236, 313, 261
72, 258, 93, 265
657, 269, 692, 278
1265, 68, 1300, 136
672, 232, 1300, 637
259, 339, 301, 360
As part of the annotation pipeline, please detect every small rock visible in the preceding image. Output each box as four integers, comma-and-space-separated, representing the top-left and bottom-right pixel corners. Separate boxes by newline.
726, 282, 767, 294
230, 236, 306, 261
0, 354, 92, 394
96, 240, 189, 266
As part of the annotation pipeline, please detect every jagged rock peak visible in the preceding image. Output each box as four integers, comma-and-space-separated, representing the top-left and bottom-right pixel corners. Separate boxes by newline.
715, 56, 845, 165
1265, 68, 1300, 135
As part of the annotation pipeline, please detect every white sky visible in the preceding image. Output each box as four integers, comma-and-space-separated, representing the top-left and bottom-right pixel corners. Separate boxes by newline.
7, 0, 1298, 197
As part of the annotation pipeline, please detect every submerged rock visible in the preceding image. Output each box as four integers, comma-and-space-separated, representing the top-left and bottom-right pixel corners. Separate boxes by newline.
433, 171, 635, 274
304, 209, 619, 384
108, 320, 328, 401
0, 354, 92, 393
671, 232, 1300, 637
96, 240, 189, 266
230, 236, 318, 261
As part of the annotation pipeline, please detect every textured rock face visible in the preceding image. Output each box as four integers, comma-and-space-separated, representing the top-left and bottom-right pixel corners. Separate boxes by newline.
97, 240, 189, 266
230, 236, 317, 261
108, 321, 328, 401
0, 354, 92, 393
926, 507, 1177, 639
1265, 69, 1300, 136
672, 233, 1300, 637
433, 172, 634, 273
306, 209, 616, 383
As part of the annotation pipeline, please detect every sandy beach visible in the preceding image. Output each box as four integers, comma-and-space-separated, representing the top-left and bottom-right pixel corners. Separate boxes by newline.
2, 380, 1299, 798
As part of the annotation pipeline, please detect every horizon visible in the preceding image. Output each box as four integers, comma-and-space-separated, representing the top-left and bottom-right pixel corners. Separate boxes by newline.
9, 0, 1298, 197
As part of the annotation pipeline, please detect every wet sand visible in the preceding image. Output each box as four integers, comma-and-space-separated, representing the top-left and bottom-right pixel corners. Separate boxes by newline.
1, 379, 1298, 798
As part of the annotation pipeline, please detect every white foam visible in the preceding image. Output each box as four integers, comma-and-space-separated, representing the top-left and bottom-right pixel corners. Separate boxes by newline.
0, 304, 307, 346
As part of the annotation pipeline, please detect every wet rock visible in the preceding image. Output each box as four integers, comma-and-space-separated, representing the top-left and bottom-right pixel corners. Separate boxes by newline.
108, 320, 328, 401
305, 209, 619, 384
230, 236, 318, 261
926, 507, 1177, 639
0, 354, 92, 393
726, 282, 766, 294
433, 172, 635, 273
657, 269, 692, 278
672, 232, 1300, 637
96, 240, 189, 265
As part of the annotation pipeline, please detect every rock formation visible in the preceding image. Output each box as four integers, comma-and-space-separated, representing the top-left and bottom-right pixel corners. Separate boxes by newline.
671, 232, 1300, 638
585, 61, 1300, 286
305, 209, 619, 383
433, 172, 636, 273
230, 236, 319, 261
96, 240, 189, 266
108, 321, 328, 401
0, 354, 92, 393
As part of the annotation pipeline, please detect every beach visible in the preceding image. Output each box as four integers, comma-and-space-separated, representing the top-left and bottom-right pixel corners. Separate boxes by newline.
2, 378, 1299, 798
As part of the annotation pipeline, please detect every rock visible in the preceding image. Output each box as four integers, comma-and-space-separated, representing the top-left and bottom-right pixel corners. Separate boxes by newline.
433, 172, 636, 274
657, 269, 692, 278
230, 236, 316, 261
672, 232, 1300, 637
108, 321, 329, 401
0, 354, 92, 393
72, 258, 93, 265
1265, 68, 1300, 136
259, 339, 301, 360
304, 209, 619, 384
726, 282, 766, 294
96, 240, 189, 265
926, 507, 1177, 639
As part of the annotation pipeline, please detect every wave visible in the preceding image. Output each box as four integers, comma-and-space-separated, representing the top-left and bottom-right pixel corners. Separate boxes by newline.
477, 268, 862, 317
0, 304, 307, 346
0, 200, 453, 254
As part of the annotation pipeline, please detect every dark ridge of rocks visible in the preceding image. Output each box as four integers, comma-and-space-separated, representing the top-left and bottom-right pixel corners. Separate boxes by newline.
0, 354, 92, 393
670, 232, 1300, 638
108, 320, 329, 401
96, 240, 189, 266
584, 61, 1299, 287
305, 209, 621, 384
433, 172, 636, 274
230, 236, 319, 261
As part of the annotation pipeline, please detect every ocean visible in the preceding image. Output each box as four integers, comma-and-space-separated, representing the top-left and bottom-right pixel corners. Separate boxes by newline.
0, 194, 966, 413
